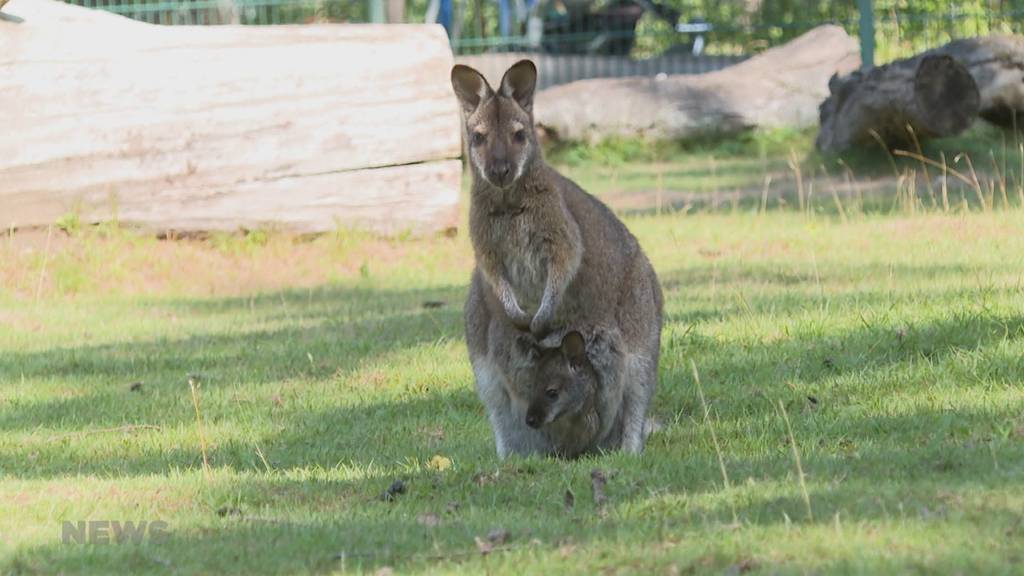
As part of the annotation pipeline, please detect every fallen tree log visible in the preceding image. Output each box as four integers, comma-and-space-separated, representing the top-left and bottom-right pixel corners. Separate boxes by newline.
0, 0, 462, 235
817, 35, 1024, 153
534, 25, 859, 143
816, 55, 979, 153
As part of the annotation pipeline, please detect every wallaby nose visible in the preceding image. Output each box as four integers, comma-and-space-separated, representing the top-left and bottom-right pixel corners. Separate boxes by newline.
525, 413, 540, 428
494, 162, 511, 180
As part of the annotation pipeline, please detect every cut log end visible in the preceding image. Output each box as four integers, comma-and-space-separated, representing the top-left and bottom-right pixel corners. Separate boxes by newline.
818, 35, 1024, 153
817, 54, 980, 153
913, 55, 979, 137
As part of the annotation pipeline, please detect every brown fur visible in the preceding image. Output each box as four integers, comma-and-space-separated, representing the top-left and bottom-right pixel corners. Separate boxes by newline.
521, 331, 604, 458
455, 60, 663, 457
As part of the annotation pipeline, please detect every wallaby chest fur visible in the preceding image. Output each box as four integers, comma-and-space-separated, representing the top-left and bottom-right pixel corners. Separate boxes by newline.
469, 165, 644, 334
470, 194, 560, 313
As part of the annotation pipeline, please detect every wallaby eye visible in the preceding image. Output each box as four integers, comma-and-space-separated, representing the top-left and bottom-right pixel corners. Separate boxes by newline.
513, 129, 527, 144
545, 388, 558, 400
471, 132, 486, 147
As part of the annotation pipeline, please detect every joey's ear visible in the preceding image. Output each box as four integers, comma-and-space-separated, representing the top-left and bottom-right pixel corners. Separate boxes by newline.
499, 59, 537, 114
561, 331, 586, 369
451, 65, 493, 117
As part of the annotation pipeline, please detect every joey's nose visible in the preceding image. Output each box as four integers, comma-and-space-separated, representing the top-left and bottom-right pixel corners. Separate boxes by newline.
494, 162, 511, 180
525, 413, 540, 428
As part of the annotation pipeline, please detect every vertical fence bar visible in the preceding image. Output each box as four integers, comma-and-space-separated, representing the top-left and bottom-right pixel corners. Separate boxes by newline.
858, 0, 875, 68
368, 0, 384, 23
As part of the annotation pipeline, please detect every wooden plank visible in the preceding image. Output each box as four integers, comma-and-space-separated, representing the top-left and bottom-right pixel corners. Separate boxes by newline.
50, 160, 463, 234
0, 0, 463, 234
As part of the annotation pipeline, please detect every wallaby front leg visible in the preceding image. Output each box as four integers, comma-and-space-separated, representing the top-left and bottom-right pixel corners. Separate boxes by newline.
480, 258, 531, 330
530, 223, 582, 338
495, 276, 532, 330
530, 264, 572, 338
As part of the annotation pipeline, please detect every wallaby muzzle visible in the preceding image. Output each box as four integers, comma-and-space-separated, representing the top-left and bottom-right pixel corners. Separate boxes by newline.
525, 405, 545, 429
486, 161, 514, 188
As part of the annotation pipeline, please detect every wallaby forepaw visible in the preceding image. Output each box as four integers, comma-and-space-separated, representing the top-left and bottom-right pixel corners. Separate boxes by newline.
529, 312, 552, 339
510, 313, 532, 332
502, 304, 531, 331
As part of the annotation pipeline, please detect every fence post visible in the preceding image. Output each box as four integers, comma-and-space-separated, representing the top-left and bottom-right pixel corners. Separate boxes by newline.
857, 0, 875, 69
369, 0, 385, 23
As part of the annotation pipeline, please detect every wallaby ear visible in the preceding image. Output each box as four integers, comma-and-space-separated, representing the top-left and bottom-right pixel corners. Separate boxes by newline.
561, 331, 586, 369
451, 64, 493, 117
499, 59, 537, 114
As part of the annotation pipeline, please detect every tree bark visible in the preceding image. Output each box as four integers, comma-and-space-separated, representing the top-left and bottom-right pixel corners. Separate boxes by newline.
816, 55, 979, 153
0, 0, 461, 235
936, 35, 1024, 129
817, 35, 1024, 153
533, 25, 860, 143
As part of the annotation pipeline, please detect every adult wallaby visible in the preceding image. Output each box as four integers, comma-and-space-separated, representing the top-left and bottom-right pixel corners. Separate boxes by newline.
456, 60, 663, 458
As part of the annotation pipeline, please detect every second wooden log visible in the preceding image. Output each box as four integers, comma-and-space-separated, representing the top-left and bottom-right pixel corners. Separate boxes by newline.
816, 54, 979, 153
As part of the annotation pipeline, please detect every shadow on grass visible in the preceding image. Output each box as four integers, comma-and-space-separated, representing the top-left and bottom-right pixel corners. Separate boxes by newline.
0, 283, 464, 421
2, 263, 1023, 572
4, 401, 1022, 574
3, 261, 1022, 473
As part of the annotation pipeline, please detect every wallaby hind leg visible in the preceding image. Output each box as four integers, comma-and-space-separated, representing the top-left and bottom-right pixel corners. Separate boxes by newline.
612, 254, 662, 454
472, 359, 550, 458
491, 402, 551, 457
643, 416, 663, 439
619, 353, 658, 453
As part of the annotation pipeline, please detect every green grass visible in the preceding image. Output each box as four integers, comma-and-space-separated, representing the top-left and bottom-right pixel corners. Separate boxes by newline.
546, 129, 813, 201
2, 201, 1023, 574
546, 124, 1024, 216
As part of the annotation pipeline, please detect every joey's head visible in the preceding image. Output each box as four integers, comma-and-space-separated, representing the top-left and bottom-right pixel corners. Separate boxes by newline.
450, 60, 539, 189
520, 331, 596, 429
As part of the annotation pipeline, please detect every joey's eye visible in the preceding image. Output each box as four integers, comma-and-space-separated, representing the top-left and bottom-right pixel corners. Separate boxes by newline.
471, 132, 486, 146
545, 388, 559, 400
513, 129, 527, 144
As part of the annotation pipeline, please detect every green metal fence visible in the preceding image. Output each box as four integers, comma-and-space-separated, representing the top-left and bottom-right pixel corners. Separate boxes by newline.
873, 1, 1024, 63
61, 0, 1024, 82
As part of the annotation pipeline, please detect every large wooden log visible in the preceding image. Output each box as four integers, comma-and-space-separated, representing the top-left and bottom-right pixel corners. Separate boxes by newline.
959, 36, 1024, 127
816, 55, 979, 153
532, 25, 860, 143
817, 35, 1024, 153
0, 0, 462, 235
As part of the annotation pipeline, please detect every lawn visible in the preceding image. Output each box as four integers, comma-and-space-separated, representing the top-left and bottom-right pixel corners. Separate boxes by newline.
2, 139, 1024, 574
548, 123, 1024, 215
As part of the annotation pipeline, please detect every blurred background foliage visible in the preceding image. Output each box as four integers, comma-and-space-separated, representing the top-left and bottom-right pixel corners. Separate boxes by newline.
66, 0, 1024, 63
